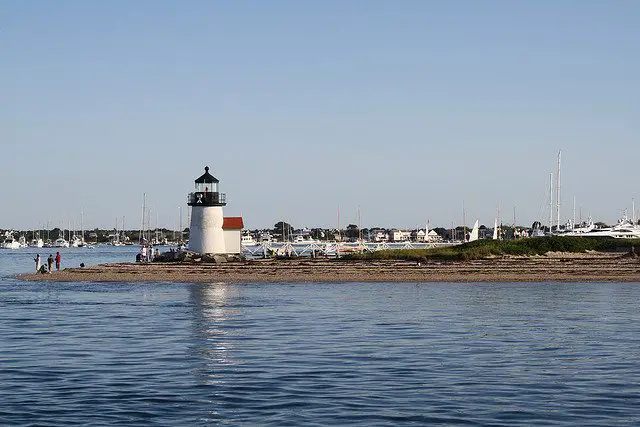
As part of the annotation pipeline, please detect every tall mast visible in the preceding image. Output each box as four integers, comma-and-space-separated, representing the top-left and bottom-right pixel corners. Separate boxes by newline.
556, 150, 561, 231
573, 196, 576, 228
186, 206, 190, 241
179, 206, 183, 243
147, 207, 151, 242
357, 205, 361, 241
462, 200, 466, 242
139, 193, 146, 243
549, 172, 553, 231
633, 198, 636, 225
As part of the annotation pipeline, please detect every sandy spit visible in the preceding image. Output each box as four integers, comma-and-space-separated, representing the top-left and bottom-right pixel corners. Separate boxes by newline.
15, 254, 640, 283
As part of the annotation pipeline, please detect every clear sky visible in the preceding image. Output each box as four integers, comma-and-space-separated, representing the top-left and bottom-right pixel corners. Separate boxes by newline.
2, 0, 639, 231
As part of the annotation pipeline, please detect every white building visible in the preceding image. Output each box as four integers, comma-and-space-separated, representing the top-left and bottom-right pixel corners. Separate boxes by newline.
390, 229, 411, 242
187, 166, 244, 255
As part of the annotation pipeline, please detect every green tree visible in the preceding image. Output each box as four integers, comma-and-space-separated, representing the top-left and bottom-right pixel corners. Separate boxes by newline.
310, 228, 326, 240
273, 221, 294, 241
345, 224, 359, 241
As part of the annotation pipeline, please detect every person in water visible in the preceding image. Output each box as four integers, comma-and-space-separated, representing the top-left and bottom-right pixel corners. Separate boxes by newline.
55, 252, 61, 271
34, 254, 41, 272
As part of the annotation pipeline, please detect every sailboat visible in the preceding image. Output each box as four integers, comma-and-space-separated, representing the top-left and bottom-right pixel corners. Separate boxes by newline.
29, 233, 44, 247
468, 220, 479, 242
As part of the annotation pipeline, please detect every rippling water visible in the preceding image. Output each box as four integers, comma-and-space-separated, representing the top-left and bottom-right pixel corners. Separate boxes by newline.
2, 248, 640, 425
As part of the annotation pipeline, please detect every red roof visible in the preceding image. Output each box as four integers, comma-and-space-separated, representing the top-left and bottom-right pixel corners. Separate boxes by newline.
223, 217, 244, 229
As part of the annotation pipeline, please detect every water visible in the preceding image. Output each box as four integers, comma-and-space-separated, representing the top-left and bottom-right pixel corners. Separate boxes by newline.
2, 248, 640, 425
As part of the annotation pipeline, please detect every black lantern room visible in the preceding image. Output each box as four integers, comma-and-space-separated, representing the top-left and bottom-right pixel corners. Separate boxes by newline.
187, 166, 227, 206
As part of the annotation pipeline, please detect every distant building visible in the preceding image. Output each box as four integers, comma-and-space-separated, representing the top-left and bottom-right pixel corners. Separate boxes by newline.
390, 229, 411, 242
426, 230, 443, 242
369, 228, 389, 242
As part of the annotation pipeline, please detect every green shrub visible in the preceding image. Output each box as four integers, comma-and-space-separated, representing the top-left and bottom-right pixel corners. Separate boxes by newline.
343, 237, 637, 261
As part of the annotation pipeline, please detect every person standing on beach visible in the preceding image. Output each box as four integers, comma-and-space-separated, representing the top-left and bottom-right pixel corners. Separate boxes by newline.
34, 254, 41, 272
47, 254, 54, 273
55, 252, 61, 271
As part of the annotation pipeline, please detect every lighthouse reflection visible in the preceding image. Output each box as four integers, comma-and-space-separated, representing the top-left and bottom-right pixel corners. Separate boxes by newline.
189, 283, 242, 382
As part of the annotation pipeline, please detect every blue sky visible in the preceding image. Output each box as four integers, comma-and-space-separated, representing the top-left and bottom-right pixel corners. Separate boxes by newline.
2, 0, 639, 230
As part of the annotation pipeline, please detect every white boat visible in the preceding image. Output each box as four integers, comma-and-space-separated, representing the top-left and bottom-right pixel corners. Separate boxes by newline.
69, 235, 82, 247
18, 235, 28, 248
292, 235, 318, 244
559, 218, 595, 235
241, 232, 257, 246
29, 238, 44, 248
53, 237, 70, 248
2, 236, 21, 249
560, 214, 640, 239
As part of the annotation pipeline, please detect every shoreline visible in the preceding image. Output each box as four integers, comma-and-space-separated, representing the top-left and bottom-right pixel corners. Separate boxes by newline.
16, 253, 640, 283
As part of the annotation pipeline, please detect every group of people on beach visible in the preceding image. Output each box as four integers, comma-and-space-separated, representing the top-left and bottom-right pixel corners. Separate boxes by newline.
136, 245, 159, 263
34, 252, 61, 274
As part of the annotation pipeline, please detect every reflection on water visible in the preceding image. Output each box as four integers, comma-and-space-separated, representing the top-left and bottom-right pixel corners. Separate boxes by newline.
191, 283, 240, 379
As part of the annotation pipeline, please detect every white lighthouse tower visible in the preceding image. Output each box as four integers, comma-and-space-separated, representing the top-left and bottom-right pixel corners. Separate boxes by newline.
187, 166, 227, 255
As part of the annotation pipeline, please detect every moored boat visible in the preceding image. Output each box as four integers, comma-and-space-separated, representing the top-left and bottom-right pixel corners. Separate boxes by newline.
53, 237, 70, 248
2, 236, 21, 249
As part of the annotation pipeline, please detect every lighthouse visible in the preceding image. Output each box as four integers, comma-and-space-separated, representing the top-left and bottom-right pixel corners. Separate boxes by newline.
187, 166, 227, 254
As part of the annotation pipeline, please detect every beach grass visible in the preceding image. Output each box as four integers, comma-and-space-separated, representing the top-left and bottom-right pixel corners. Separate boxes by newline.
343, 236, 639, 261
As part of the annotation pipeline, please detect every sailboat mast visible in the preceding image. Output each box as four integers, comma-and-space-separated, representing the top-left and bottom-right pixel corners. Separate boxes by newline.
549, 172, 553, 232
497, 202, 501, 239
147, 207, 152, 242
186, 206, 190, 241
357, 206, 361, 241
140, 193, 146, 243
462, 201, 466, 242
556, 150, 561, 231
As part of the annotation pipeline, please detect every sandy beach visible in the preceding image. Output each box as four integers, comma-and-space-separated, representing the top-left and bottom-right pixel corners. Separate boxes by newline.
16, 252, 640, 283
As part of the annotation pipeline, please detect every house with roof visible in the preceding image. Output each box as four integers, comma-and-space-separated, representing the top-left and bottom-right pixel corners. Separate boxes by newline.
223, 217, 244, 254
